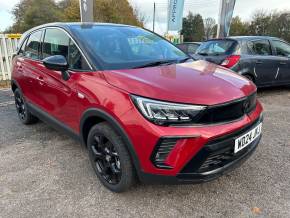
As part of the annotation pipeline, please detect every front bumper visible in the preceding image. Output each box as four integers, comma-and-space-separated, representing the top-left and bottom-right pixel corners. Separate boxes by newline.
138, 115, 263, 184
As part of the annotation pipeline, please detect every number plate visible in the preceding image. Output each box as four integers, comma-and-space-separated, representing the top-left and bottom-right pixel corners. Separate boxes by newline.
234, 123, 262, 153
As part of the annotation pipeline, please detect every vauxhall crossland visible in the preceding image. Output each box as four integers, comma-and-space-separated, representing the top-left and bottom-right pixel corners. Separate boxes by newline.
11, 23, 263, 192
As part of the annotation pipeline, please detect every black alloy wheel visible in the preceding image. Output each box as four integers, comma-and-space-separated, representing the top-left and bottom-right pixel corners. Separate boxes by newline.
87, 122, 136, 192
14, 89, 38, 124
90, 134, 122, 185
15, 89, 26, 121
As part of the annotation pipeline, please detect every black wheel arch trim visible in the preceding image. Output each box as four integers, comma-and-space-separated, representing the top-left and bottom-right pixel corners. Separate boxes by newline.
80, 108, 142, 178
11, 79, 22, 93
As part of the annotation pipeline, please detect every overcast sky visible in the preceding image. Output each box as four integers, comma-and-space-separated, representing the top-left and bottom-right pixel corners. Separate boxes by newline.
1, 0, 290, 33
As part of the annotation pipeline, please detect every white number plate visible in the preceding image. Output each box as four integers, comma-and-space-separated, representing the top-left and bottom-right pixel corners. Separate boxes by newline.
234, 123, 262, 153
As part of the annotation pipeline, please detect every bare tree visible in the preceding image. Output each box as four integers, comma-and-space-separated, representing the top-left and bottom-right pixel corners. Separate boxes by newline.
204, 17, 216, 40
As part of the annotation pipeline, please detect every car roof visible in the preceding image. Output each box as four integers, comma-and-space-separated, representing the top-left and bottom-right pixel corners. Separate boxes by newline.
177, 42, 201, 45
21, 22, 137, 37
227, 36, 282, 41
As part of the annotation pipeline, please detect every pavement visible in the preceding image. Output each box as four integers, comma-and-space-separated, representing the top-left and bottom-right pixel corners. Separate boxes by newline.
0, 87, 289, 218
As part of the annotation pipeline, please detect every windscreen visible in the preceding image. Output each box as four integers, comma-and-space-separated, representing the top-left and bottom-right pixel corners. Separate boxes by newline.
71, 25, 187, 70
196, 40, 236, 56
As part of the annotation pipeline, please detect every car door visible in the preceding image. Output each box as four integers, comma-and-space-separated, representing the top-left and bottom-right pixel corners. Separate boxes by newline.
247, 39, 279, 86
271, 40, 290, 83
33, 27, 91, 131
17, 30, 43, 103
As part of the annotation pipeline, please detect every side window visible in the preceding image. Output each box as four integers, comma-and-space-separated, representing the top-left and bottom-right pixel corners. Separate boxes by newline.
248, 40, 272, 56
272, 40, 290, 57
24, 31, 42, 60
68, 40, 90, 70
187, 44, 199, 54
43, 28, 90, 71
43, 28, 69, 59
18, 37, 28, 56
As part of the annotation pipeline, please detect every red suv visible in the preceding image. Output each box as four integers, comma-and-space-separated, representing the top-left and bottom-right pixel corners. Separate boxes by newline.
12, 23, 263, 192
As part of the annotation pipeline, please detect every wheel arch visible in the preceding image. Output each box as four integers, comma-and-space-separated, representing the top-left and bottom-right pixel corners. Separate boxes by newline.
11, 79, 21, 93
80, 108, 142, 176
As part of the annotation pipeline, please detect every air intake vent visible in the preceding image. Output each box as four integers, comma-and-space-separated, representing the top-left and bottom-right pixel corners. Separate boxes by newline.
151, 138, 178, 169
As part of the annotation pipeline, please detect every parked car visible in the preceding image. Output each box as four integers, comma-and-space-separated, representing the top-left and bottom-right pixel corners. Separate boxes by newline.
12, 23, 263, 192
176, 42, 201, 55
193, 36, 290, 87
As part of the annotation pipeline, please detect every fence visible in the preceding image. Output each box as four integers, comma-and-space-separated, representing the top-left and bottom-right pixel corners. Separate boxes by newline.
0, 34, 21, 81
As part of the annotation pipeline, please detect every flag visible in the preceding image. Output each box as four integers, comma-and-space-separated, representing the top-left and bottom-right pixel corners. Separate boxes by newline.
168, 0, 185, 31
217, 0, 236, 38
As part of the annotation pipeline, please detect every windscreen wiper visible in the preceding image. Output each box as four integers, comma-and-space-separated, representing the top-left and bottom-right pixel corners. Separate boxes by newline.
197, 52, 209, 56
179, 57, 193, 63
133, 60, 177, 69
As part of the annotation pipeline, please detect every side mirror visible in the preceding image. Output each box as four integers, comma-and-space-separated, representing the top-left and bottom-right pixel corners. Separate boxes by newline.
43, 55, 70, 80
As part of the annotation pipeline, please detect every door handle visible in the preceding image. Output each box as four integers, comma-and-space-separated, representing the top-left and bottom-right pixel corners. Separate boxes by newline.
18, 65, 23, 72
279, 62, 287, 65
37, 76, 45, 86
255, 60, 263, 64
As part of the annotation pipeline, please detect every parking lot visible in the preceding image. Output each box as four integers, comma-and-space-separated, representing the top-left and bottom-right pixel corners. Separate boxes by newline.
0, 87, 289, 218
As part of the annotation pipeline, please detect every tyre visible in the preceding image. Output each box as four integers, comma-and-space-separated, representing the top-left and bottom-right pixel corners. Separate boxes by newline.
14, 88, 38, 124
87, 122, 136, 192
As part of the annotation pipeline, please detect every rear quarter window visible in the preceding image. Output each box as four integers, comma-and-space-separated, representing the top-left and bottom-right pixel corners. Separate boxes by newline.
196, 40, 236, 55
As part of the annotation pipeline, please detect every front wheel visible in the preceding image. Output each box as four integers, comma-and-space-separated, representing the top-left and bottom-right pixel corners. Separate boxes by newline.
87, 122, 136, 192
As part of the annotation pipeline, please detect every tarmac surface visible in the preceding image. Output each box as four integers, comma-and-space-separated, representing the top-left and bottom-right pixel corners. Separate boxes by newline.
0, 87, 289, 218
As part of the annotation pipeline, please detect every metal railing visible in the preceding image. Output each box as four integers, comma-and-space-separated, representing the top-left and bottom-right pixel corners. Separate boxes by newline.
0, 34, 21, 81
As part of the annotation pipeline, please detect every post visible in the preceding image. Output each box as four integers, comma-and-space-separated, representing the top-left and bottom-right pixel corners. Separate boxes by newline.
79, 0, 94, 22
153, 2, 156, 32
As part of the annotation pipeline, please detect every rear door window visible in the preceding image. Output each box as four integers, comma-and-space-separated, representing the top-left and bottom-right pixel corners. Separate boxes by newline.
272, 40, 290, 57
248, 40, 272, 56
196, 40, 235, 56
24, 30, 43, 60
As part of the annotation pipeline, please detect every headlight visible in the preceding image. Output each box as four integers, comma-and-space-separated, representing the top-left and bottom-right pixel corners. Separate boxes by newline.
131, 95, 206, 126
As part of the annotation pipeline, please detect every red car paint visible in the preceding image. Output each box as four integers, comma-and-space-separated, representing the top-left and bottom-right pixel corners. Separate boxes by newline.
12, 56, 263, 177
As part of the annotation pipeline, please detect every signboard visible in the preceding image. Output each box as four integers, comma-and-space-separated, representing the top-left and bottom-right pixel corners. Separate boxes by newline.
217, 0, 236, 38
168, 0, 185, 31
79, 0, 94, 22
6, 34, 22, 39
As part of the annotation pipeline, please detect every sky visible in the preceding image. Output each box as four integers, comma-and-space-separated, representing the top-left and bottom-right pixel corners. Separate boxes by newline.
1, 0, 290, 33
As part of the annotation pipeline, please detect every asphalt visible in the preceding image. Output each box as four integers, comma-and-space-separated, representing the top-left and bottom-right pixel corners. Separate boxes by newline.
0, 87, 289, 218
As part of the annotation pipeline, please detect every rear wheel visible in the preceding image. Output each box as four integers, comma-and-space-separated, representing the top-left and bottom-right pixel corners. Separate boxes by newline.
87, 122, 136, 192
14, 89, 38, 124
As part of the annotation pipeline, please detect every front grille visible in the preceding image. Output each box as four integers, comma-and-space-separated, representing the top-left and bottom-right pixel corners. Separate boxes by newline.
151, 138, 178, 169
180, 116, 262, 174
197, 92, 257, 124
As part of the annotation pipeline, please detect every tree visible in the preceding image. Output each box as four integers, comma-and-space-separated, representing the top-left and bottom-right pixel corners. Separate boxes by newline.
7, 0, 143, 33
230, 16, 249, 36
204, 17, 216, 40
181, 12, 205, 42
248, 10, 271, 36
9, 0, 61, 33
94, 0, 143, 27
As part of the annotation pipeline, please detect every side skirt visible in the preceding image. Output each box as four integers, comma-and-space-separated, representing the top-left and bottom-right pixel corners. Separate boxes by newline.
27, 103, 81, 143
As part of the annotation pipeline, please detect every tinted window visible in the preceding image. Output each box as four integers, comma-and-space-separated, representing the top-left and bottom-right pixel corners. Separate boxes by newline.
43, 28, 90, 70
68, 40, 90, 70
248, 40, 272, 56
71, 25, 187, 70
24, 31, 42, 60
176, 44, 188, 53
196, 40, 235, 55
19, 37, 28, 55
187, 44, 200, 54
272, 40, 290, 57
43, 28, 69, 59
